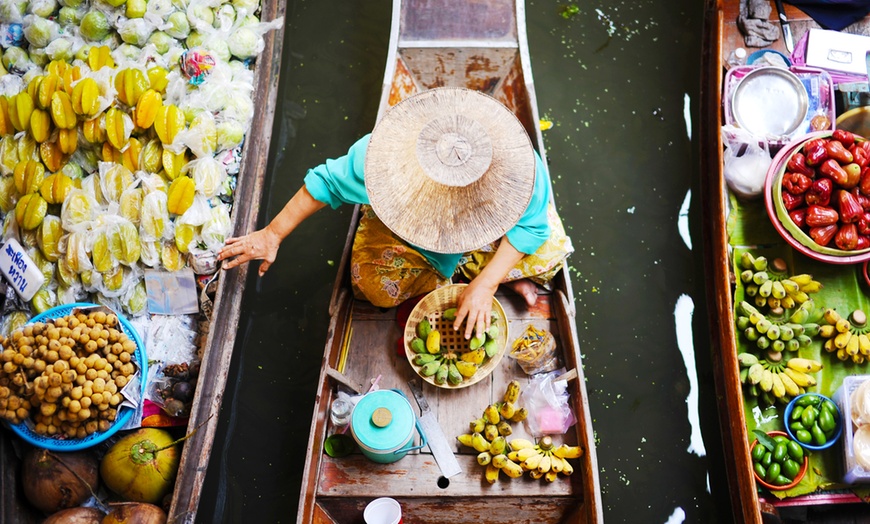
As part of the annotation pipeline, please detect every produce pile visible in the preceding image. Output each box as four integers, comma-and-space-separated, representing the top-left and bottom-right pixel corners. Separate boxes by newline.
456, 381, 582, 483
0, 0, 281, 321
778, 129, 870, 252
0, 308, 138, 438
751, 431, 806, 488
408, 307, 502, 386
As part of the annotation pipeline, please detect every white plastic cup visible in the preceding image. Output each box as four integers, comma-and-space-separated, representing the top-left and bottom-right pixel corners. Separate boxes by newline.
363, 497, 402, 524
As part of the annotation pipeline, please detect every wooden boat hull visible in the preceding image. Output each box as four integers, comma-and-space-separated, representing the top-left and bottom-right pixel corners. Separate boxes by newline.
298, 1, 602, 523
0, 0, 286, 522
703, 1, 870, 521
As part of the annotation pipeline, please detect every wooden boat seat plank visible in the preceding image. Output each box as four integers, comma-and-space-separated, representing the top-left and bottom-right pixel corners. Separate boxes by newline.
400, 0, 518, 43
316, 454, 578, 498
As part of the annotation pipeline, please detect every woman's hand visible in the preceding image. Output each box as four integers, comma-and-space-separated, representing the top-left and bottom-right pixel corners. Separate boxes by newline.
454, 278, 498, 340
218, 226, 282, 276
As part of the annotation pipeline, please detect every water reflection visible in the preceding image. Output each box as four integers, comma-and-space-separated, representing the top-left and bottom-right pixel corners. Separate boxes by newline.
196, 1, 732, 523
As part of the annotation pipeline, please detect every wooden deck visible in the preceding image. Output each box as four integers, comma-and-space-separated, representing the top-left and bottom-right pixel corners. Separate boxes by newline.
703, 1, 870, 523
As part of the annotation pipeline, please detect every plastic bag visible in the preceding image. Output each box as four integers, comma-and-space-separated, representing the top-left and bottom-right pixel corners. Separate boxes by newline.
508, 323, 559, 375
521, 369, 576, 437
721, 125, 772, 200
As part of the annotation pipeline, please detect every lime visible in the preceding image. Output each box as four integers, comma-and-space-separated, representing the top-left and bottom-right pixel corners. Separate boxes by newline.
80, 11, 111, 42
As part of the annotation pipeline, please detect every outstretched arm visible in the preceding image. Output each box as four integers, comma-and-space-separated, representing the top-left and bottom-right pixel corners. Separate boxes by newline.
218, 185, 327, 276
453, 238, 524, 339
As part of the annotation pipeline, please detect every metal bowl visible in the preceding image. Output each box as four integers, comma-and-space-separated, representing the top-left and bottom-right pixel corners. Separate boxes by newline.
732, 67, 809, 137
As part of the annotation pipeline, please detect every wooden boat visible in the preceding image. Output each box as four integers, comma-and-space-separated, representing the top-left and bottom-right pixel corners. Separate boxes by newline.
702, 1, 870, 522
297, 0, 602, 523
0, 0, 286, 522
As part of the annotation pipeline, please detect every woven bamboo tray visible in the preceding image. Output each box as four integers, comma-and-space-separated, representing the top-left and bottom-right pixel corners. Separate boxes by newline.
403, 284, 508, 389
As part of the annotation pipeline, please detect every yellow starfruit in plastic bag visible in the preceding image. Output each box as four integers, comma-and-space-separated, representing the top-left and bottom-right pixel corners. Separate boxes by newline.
119, 188, 143, 226
0, 136, 19, 176
140, 239, 160, 267
50, 91, 76, 129
167, 176, 195, 215
26, 76, 42, 105
102, 264, 124, 291
39, 140, 65, 173
125, 280, 147, 316
46, 59, 69, 78
140, 190, 168, 240
114, 68, 149, 107
121, 137, 142, 172
29, 108, 51, 143
71, 77, 101, 117
101, 164, 134, 204
147, 66, 169, 93
133, 89, 161, 130
36, 74, 61, 110
56, 255, 79, 287
142, 138, 163, 173
9, 91, 34, 133
92, 230, 115, 273
61, 189, 96, 228
0, 177, 16, 214
188, 111, 217, 158
17, 134, 38, 163
30, 248, 54, 285
61, 66, 82, 97
58, 127, 78, 155
65, 230, 93, 274
40, 173, 74, 204
190, 157, 226, 198
14, 159, 45, 196
87, 45, 115, 71
0, 96, 12, 136
31, 287, 57, 314
154, 104, 184, 145
36, 214, 63, 262
80, 268, 95, 290
109, 219, 141, 265
82, 115, 106, 144
175, 222, 197, 254
101, 142, 122, 164
161, 242, 185, 272
162, 148, 187, 180
105, 107, 132, 150
15, 193, 48, 230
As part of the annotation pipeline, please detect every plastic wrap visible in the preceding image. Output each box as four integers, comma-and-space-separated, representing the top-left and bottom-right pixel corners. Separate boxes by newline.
521, 369, 576, 437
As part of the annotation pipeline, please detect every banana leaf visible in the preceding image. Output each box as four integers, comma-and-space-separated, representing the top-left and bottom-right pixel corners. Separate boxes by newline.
727, 193, 870, 500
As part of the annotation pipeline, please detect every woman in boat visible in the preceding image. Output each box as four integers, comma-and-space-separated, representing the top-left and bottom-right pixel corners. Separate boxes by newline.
218, 88, 572, 339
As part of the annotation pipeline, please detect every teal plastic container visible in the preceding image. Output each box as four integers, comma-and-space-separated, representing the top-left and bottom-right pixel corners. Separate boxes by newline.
350, 389, 426, 464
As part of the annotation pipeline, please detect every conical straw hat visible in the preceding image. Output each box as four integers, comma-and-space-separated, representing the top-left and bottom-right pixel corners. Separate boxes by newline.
365, 87, 536, 254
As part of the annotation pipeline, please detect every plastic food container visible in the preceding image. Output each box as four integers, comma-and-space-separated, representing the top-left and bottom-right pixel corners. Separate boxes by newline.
349, 389, 426, 464
833, 375, 870, 484
6, 303, 147, 451
783, 393, 843, 451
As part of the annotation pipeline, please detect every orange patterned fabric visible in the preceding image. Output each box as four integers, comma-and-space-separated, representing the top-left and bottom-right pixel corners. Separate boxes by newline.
350, 205, 573, 307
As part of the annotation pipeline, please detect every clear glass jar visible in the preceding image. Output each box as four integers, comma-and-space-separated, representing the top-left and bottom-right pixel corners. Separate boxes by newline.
330, 398, 353, 427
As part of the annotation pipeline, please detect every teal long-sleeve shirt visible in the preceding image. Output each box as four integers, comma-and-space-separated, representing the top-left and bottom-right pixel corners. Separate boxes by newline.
303, 134, 552, 278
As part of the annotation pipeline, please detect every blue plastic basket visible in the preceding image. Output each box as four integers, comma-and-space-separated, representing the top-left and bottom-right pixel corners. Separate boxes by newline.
6, 303, 148, 451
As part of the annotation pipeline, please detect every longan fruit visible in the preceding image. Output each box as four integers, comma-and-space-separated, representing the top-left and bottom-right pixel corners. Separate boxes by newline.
34, 422, 48, 434
80, 396, 92, 409
53, 360, 68, 373
85, 369, 97, 381
10, 331, 22, 342
106, 354, 117, 364
115, 375, 128, 388
108, 329, 120, 343
68, 317, 79, 328
2, 362, 17, 374
85, 420, 98, 435
75, 374, 86, 386
121, 363, 134, 376
119, 352, 131, 363
48, 373, 62, 388
11, 353, 23, 365
47, 386, 62, 399
70, 386, 82, 400
109, 394, 121, 407
111, 343, 123, 355
40, 403, 56, 416
98, 419, 111, 432
85, 340, 97, 353
48, 339, 61, 352
93, 311, 107, 324
91, 392, 103, 405
45, 350, 59, 363
32, 360, 46, 373
122, 340, 136, 353
22, 326, 33, 337
1, 349, 15, 362
76, 362, 87, 375
55, 317, 67, 328
78, 408, 91, 421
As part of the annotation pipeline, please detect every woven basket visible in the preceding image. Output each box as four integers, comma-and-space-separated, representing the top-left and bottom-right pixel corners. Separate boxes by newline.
404, 284, 508, 389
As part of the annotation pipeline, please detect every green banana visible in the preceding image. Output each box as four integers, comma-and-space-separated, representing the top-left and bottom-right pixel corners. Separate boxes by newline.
413, 353, 439, 366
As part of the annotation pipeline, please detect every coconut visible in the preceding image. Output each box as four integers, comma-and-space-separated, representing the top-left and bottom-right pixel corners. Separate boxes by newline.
100, 428, 181, 504
21, 447, 99, 515
102, 502, 167, 524
43, 506, 104, 524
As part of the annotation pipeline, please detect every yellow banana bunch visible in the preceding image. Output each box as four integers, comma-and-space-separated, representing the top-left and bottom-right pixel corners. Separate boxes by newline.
820, 308, 870, 364
737, 352, 821, 407
738, 253, 822, 309
457, 381, 532, 482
